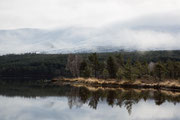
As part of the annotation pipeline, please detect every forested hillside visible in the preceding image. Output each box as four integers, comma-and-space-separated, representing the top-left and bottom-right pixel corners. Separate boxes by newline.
0, 50, 180, 81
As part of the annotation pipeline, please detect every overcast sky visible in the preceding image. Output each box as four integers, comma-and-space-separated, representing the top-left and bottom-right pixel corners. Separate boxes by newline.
0, 0, 180, 29
0, 0, 180, 54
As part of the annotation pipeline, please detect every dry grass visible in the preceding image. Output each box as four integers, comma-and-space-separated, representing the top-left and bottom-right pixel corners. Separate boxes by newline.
159, 80, 180, 87
53, 77, 180, 90
54, 77, 133, 84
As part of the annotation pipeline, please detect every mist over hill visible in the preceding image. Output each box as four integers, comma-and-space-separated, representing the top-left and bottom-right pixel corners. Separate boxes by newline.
0, 22, 180, 55
0, 0, 180, 55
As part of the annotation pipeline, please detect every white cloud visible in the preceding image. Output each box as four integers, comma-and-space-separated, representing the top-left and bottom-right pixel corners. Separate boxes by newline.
0, 0, 180, 54
0, 26, 180, 54
0, 0, 180, 29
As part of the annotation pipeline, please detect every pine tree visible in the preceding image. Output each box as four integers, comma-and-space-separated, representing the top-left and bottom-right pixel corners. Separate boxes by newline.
124, 59, 136, 81
88, 53, 99, 78
107, 56, 117, 78
166, 60, 174, 79
116, 68, 124, 80
79, 60, 92, 78
98, 62, 105, 78
173, 62, 180, 79
154, 62, 166, 82
116, 53, 124, 67
102, 68, 109, 79
134, 61, 142, 78
84, 66, 92, 78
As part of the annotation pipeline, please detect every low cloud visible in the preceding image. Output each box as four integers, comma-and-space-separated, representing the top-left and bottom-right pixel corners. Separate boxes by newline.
0, 24, 180, 54
0, 0, 180, 54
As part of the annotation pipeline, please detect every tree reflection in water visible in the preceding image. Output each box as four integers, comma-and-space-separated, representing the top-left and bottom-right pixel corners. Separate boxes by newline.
0, 83, 180, 115
66, 87, 180, 115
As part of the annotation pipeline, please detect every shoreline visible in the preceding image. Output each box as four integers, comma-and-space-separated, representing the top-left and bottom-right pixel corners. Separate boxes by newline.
52, 77, 180, 92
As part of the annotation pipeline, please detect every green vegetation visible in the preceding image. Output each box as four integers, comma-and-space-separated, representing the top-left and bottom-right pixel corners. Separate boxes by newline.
0, 50, 180, 82
0, 53, 69, 77
76, 52, 180, 82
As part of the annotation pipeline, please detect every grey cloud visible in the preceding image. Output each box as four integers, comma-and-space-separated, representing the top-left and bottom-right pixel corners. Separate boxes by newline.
1, 12, 180, 54
0, 0, 180, 29
107, 12, 180, 32
0, 26, 180, 54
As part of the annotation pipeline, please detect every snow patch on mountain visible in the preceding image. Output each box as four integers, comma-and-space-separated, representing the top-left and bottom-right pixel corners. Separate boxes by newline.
0, 24, 180, 55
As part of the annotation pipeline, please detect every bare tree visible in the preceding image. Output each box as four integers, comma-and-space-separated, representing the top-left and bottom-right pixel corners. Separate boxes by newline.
66, 54, 82, 77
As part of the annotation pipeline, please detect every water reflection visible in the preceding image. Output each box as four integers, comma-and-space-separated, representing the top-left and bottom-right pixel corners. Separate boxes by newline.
0, 95, 180, 120
0, 84, 180, 120
66, 87, 180, 115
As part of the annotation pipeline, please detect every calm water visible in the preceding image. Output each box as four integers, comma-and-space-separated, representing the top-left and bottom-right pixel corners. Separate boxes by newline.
0, 80, 180, 120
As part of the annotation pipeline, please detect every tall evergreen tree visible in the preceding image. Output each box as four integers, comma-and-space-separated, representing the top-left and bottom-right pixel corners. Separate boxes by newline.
154, 62, 166, 82
166, 60, 174, 79
134, 61, 142, 78
88, 53, 99, 77
124, 59, 136, 80
142, 62, 150, 77
173, 62, 180, 79
79, 60, 92, 78
116, 53, 124, 67
116, 68, 124, 80
107, 56, 117, 78
83, 66, 92, 78
102, 68, 109, 79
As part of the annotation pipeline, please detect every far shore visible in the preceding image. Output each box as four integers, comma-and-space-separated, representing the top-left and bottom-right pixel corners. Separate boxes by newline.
52, 77, 180, 92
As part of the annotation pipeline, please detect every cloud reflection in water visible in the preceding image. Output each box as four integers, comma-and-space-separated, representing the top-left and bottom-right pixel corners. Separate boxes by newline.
0, 96, 179, 120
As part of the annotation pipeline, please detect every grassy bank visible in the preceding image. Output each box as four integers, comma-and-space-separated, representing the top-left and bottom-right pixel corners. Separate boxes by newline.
53, 77, 180, 91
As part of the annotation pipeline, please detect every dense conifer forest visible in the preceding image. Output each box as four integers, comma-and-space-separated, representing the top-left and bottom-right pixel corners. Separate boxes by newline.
0, 50, 180, 82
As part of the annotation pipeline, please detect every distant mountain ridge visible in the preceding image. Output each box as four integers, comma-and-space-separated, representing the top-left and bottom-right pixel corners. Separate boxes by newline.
0, 25, 180, 55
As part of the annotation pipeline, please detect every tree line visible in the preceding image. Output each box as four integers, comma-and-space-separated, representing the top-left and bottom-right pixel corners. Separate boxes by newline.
0, 53, 69, 78
66, 53, 180, 81
0, 50, 180, 81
